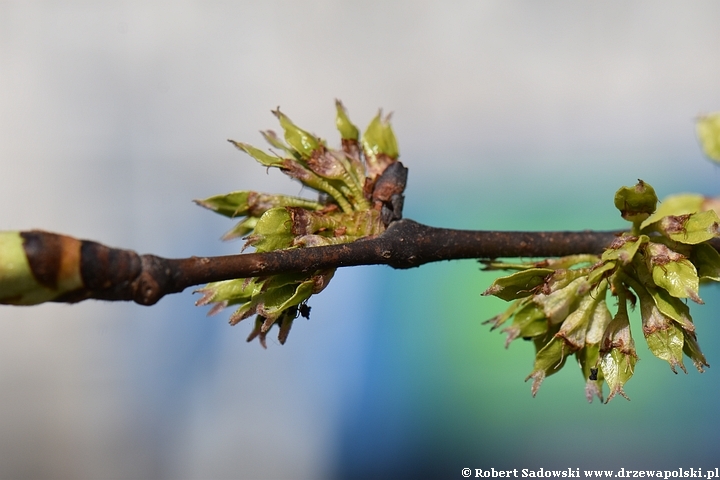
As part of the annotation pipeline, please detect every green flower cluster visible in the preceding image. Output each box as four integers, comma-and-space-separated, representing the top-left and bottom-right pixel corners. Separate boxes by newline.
194, 102, 404, 347
483, 180, 720, 402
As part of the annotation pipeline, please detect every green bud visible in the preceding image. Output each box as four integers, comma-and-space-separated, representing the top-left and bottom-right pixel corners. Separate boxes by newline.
599, 297, 637, 402
483, 298, 527, 331
0, 231, 82, 305
501, 301, 547, 347
599, 347, 637, 403
579, 292, 613, 403
614, 180, 658, 224
696, 112, 720, 163
362, 111, 399, 178
656, 210, 720, 245
645, 242, 702, 303
260, 130, 297, 157
194, 278, 260, 316
228, 140, 285, 167
194, 191, 253, 218
244, 207, 294, 253
222, 217, 259, 241
481, 268, 553, 301
526, 336, 572, 397
335, 99, 359, 140
362, 111, 399, 159
272, 109, 321, 158
682, 329, 709, 373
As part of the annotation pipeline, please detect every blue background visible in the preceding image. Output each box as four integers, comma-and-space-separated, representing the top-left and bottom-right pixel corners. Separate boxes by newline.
1, 2, 720, 479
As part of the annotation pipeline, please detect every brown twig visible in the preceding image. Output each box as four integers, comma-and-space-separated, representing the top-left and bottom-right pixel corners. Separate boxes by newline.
43, 219, 628, 306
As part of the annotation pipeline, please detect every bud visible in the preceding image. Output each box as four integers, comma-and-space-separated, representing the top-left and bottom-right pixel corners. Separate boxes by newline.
362, 111, 399, 178
500, 301, 547, 347
526, 336, 571, 397
682, 329, 709, 373
260, 130, 297, 157
614, 180, 658, 224
335, 99, 359, 140
579, 291, 613, 403
599, 296, 637, 402
228, 140, 285, 167
272, 108, 321, 158
281, 158, 353, 213
244, 207, 295, 252
482, 268, 553, 301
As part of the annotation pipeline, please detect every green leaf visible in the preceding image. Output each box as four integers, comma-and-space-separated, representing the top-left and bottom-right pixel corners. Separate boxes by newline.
228, 140, 285, 167
599, 347, 637, 403
646, 242, 702, 303
526, 336, 572, 397
481, 268, 553, 301
647, 286, 695, 333
272, 109, 321, 158
534, 276, 589, 324
640, 193, 705, 230
335, 99, 359, 140
656, 210, 720, 244
601, 235, 648, 265
697, 112, 720, 163
682, 330, 709, 373
501, 301, 547, 346
690, 242, 720, 281
638, 286, 686, 374
362, 111, 399, 159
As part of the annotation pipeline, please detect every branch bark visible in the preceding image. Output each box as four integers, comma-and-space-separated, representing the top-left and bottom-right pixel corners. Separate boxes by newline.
36, 219, 626, 306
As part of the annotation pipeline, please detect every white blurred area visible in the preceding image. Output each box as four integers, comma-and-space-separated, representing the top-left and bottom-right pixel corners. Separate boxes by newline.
1, 2, 720, 478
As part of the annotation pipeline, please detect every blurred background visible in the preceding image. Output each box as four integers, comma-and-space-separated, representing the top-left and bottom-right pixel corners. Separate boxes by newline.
2, 2, 720, 479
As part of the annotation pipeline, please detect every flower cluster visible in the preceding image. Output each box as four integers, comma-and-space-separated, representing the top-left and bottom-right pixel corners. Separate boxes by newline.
483, 180, 720, 402
194, 102, 406, 347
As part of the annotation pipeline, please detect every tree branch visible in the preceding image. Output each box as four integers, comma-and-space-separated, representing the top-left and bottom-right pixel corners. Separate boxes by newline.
23, 219, 622, 306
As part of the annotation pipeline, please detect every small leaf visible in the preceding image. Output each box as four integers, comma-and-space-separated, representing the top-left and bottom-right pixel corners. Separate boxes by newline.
646, 242, 702, 303
682, 330, 709, 373
481, 268, 553, 301
272, 108, 321, 158
525, 336, 572, 397
501, 301, 547, 347
641, 194, 705, 230
228, 140, 285, 167
599, 347, 636, 403
638, 285, 686, 374
690, 242, 720, 281
335, 100, 359, 140
657, 210, 720, 245
601, 235, 648, 265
